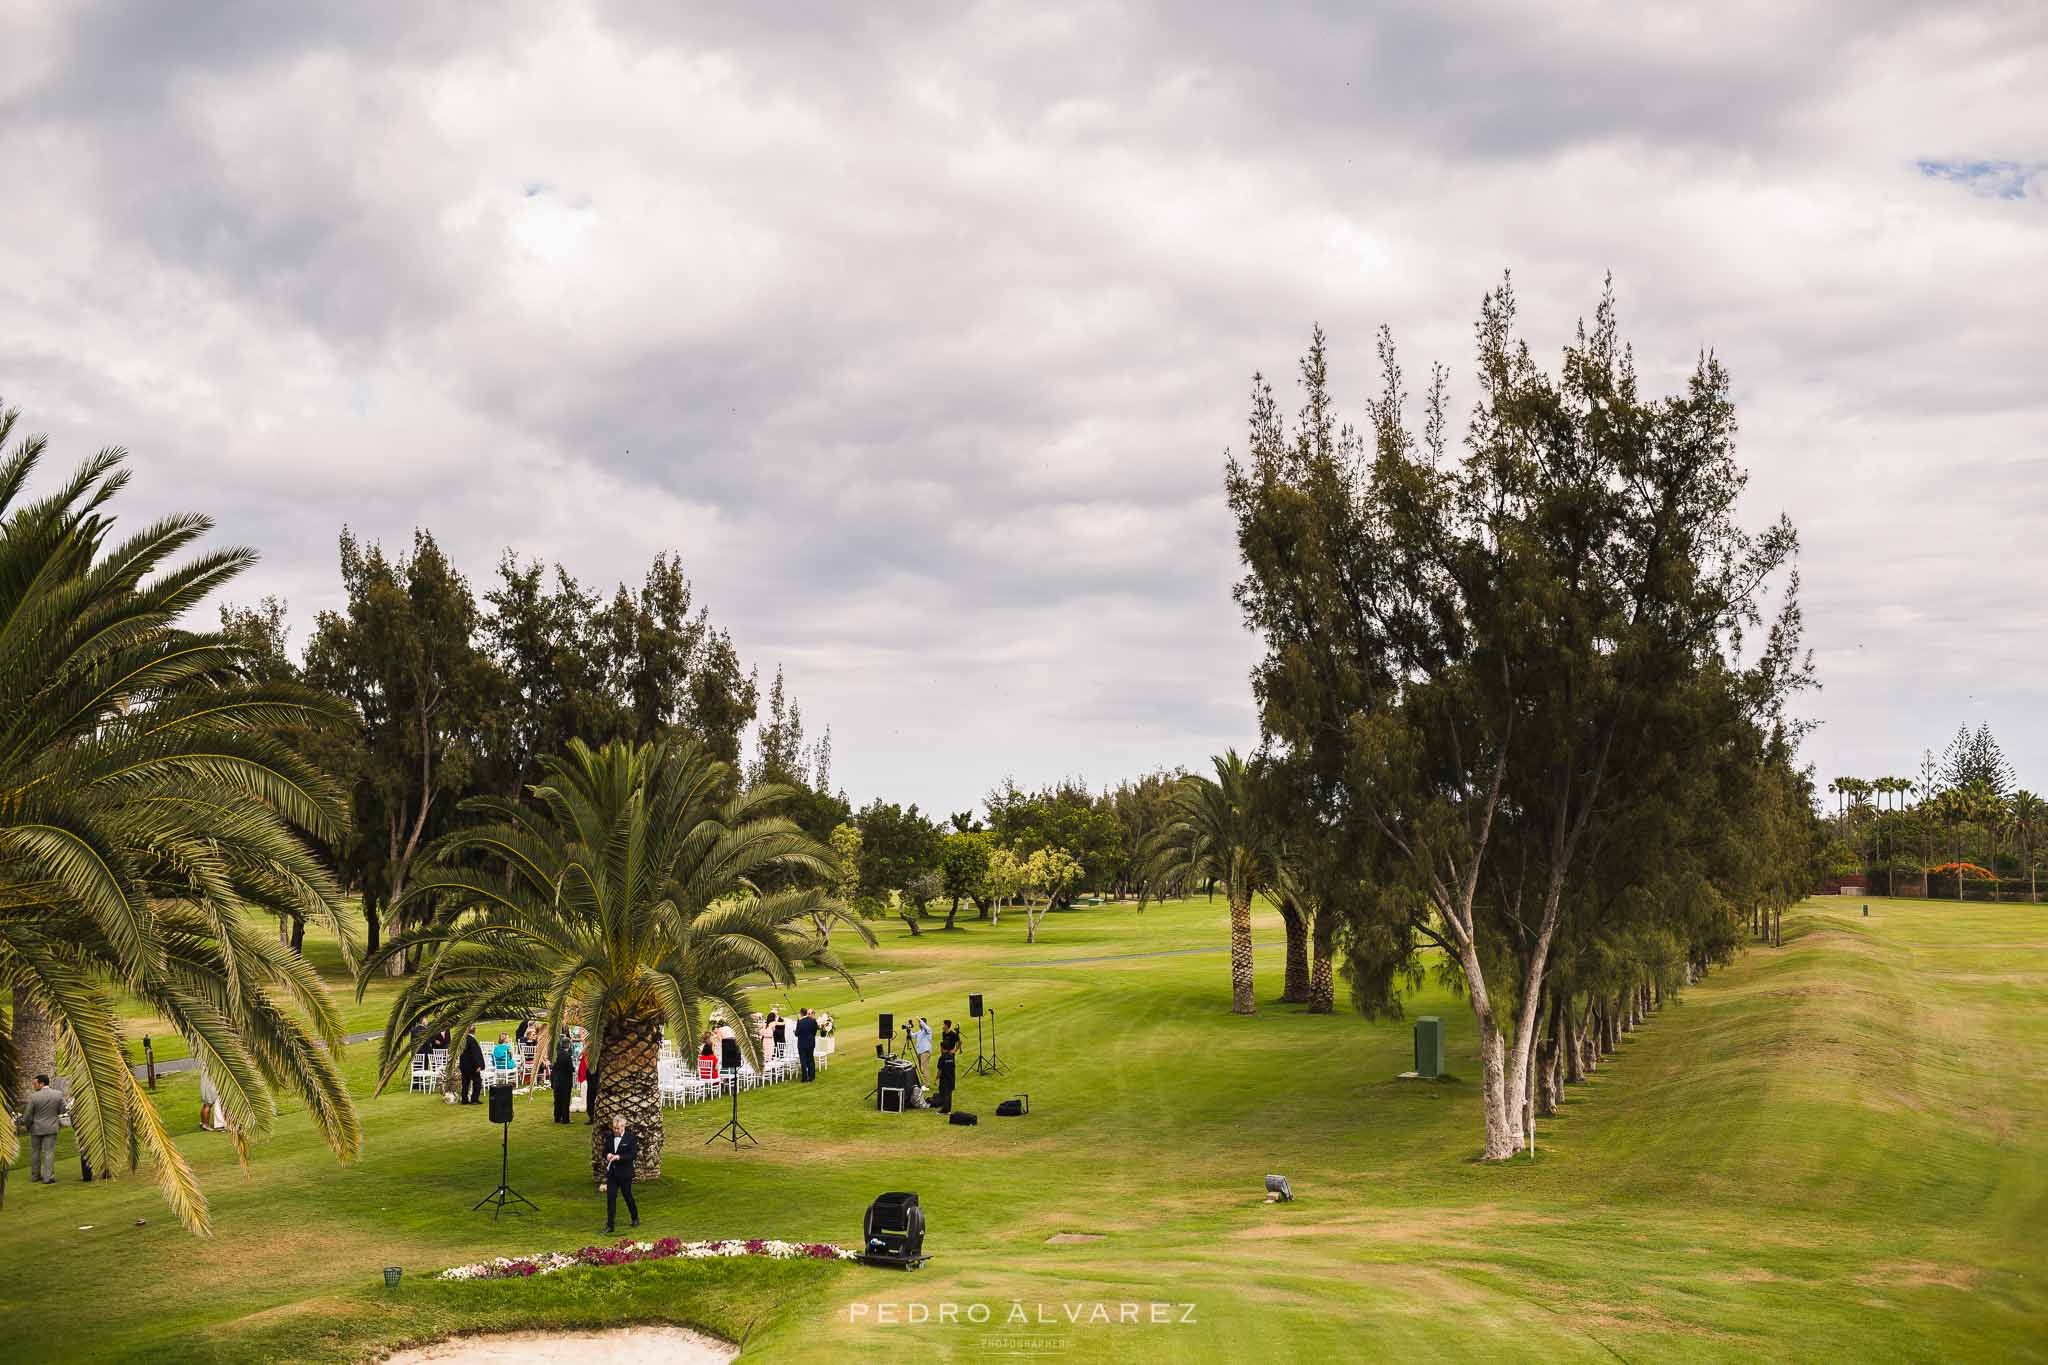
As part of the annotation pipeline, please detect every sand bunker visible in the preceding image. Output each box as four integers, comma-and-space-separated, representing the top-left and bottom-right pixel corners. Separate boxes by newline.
382, 1326, 736, 1364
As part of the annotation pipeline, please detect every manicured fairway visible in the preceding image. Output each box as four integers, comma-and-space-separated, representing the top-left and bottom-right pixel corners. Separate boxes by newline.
2, 895, 2042, 1362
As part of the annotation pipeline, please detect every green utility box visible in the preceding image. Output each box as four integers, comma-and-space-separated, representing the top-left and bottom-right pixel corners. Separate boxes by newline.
1414, 1017, 1444, 1079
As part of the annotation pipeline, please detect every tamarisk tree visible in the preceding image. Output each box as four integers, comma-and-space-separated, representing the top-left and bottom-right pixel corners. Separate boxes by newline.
1227, 277, 1809, 1158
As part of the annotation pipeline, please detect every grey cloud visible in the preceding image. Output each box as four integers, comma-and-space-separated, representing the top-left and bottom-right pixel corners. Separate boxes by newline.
1, 0, 2044, 811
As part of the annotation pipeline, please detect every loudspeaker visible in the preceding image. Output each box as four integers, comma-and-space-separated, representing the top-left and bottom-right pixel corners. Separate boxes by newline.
862, 1191, 924, 1259
968, 994, 983, 1018
721, 1037, 741, 1071
487, 1085, 514, 1124
949, 1111, 978, 1126
878, 1012, 894, 1039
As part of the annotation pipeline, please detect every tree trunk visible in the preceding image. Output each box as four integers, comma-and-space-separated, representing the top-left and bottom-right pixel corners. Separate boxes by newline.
290, 915, 306, 952
1279, 904, 1309, 1004
364, 895, 381, 959
944, 897, 961, 930
1447, 929, 1517, 1159
591, 1016, 665, 1181
1227, 890, 1256, 1015
1476, 1013, 1514, 1159
1619, 990, 1634, 1035
1563, 1001, 1585, 1083
1307, 946, 1335, 1014
10, 985, 55, 1107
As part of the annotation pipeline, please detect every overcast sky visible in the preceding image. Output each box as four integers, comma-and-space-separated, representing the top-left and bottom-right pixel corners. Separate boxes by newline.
3, 1, 2043, 813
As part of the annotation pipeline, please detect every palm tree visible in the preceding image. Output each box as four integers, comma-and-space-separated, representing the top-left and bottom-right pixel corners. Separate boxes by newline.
2007, 792, 2045, 904
362, 737, 870, 1179
1, 411, 361, 1232
1140, 751, 1274, 1015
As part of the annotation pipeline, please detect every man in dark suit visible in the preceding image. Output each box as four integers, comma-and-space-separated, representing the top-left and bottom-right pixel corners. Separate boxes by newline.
602, 1116, 639, 1234
458, 1029, 485, 1105
551, 1040, 575, 1123
936, 1019, 960, 1113
795, 1007, 819, 1082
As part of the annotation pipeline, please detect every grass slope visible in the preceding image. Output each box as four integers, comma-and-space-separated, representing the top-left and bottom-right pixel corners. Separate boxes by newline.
2, 895, 2041, 1362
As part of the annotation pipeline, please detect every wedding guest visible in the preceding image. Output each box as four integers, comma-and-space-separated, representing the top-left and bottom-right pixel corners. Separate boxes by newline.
795, 1007, 819, 1082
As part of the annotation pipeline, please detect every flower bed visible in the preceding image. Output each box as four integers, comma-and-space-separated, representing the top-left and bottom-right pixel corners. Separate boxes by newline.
438, 1237, 856, 1281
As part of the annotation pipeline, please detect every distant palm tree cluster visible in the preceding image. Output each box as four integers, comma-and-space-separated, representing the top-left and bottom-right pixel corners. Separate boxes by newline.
1826, 725, 2043, 901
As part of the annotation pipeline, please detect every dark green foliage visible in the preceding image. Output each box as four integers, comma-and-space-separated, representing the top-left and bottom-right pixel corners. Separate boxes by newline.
854, 799, 943, 896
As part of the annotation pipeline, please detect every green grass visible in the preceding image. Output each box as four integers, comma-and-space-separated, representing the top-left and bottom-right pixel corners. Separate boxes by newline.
4, 894, 2043, 1362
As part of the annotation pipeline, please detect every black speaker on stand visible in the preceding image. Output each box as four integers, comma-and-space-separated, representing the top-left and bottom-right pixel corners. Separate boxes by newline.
970, 994, 1005, 1076
707, 1036, 758, 1148
473, 1085, 539, 1217
865, 1013, 896, 1104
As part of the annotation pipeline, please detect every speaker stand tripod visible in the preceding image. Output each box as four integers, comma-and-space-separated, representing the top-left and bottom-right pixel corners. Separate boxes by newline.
473, 1121, 539, 1217
706, 1072, 759, 1148
972, 1007, 1006, 1076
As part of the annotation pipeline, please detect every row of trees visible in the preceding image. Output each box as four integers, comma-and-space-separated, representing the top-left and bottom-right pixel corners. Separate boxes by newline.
1202, 280, 1825, 1159
1824, 725, 2042, 900
828, 771, 1187, 940
219, 534, 849, 966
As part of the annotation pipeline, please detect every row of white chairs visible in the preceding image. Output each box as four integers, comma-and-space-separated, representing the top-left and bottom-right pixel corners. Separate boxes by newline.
656, 1039, 830, 1109
408, 1043, 542, 1093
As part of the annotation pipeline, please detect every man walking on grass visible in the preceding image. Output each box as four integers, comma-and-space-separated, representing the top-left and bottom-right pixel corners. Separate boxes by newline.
25, 1075, 65, 1184
602, 1115, 639, 1234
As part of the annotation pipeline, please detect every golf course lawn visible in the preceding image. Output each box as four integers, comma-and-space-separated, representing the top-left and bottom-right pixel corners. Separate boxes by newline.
2, 894, 2042, 1362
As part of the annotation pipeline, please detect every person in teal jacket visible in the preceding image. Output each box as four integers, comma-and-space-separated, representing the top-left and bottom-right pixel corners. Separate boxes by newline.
491, 1032, 515, 1073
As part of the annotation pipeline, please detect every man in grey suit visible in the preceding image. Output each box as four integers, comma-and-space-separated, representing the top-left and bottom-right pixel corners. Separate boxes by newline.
24, 1074, 66, 1184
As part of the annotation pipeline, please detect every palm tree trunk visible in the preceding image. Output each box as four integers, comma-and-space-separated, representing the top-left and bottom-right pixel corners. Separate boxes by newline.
1227, 890, 1255, 1015
1279, 904, 1309, 1004
10, 985, 55, 1107
1307, 945, 1335, 1014
591, 1016, 665, 1181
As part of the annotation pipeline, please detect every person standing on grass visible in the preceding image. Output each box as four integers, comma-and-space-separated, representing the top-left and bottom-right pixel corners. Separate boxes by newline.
459, 1028, 485, 1105
24, 1075, 64, 1184
936, 1019, 960, 1113
602, 1115, 639, 1234
795, 1007, 819, 1082
552, 1038, 575, 1123
582, 1048, 598, 1124
912, 1017, 934, 1085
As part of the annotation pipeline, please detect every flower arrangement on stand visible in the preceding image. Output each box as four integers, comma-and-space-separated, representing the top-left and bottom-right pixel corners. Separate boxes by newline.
437, 1237, 857, 1281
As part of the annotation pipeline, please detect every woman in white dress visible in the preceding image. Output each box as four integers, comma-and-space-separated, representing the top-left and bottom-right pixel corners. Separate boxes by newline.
197, 1061, 228, 1131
